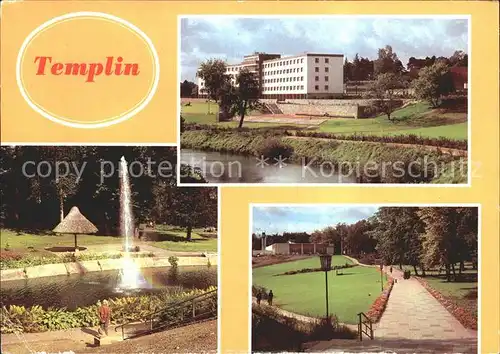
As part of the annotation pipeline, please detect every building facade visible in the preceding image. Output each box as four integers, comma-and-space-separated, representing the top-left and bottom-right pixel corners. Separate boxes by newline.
197, 52, 344, 99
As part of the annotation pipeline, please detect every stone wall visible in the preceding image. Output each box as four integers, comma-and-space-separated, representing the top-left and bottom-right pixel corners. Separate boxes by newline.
0, 255, 218, 282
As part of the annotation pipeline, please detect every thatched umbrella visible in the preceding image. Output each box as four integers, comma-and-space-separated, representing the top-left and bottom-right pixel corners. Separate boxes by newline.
53, 206, 98, 250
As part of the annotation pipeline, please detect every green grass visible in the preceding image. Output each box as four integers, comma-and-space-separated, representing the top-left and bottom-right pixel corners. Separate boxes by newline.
1, 227, 218, 254
1, 229, 121, 251
253, 256, 385, 324
183, 101, 467, 140
317, 102, 467, 140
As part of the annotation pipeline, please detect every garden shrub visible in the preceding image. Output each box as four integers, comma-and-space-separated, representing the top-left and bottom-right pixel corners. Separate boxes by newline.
0, 286, 217, 334
258, 137, 294, 159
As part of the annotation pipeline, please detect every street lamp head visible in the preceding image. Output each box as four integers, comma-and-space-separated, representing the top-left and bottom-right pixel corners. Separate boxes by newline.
319, 254, 332, 271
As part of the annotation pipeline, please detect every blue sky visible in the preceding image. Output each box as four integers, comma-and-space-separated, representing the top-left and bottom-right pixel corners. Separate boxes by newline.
252, 205, 378, 235
180, 16, 468, 81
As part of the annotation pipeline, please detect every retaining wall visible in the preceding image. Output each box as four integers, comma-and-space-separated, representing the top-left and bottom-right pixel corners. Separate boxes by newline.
0, 255, 218, 282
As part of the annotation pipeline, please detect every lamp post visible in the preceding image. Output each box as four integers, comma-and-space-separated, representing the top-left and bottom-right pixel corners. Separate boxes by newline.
319, 254, 332, 319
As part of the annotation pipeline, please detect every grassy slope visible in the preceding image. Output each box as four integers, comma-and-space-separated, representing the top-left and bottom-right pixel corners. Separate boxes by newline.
182, 102, 467, 140
253, 256, 385, 324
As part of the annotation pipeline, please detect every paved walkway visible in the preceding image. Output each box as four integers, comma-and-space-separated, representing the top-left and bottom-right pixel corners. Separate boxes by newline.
374, 268, 476, 340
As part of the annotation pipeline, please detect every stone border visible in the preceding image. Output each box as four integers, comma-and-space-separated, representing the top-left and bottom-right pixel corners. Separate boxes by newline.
0, 255, 218, 282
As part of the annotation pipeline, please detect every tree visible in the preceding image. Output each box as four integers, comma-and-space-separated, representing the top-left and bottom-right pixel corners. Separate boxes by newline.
365, 73, 402, 121
343, 58, 353, 83
197, 59, 230, 114
180, 80, 198, 98
232, 69, 260, 128
374, 45, 404, 76
412, 61, 454, 107
449, 50, 468, 67
370, 207, 426, 274
169, 187, 217, 241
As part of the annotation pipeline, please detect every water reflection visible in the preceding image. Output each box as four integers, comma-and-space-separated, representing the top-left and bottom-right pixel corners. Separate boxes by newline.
181, 149, 356, 183
0, 266, 216, 310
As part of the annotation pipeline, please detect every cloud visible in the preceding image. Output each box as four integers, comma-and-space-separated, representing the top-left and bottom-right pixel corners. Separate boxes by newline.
180, 16, 468, 81
252, 205, 378, 234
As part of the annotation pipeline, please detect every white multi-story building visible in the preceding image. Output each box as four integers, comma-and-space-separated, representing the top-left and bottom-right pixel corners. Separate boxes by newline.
197, 52, 344, 99
262, 53, 344, 99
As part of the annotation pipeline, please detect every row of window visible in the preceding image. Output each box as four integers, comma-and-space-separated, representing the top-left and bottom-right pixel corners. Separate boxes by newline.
264, 67, 304, 75
264, 58, 304, 68
264, 76, 304, 84
264, 85, 305, 91
263, 84, 330, 92
263, 57, 330, 68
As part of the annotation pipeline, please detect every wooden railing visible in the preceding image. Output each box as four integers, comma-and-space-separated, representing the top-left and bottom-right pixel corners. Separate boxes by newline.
115, 289, 217, 340
357, 312, 374, 341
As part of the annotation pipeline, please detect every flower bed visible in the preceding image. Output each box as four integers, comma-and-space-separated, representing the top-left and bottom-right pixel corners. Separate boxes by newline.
0, 286, 217, 334
275, 264, 356, 276
366, 277, 394, 322
416, 277, 477, 330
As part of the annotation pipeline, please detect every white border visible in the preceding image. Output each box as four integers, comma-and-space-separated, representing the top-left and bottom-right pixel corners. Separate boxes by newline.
177, 14, 471, 187
15, 11, 160, 129
248, 203, 481, 353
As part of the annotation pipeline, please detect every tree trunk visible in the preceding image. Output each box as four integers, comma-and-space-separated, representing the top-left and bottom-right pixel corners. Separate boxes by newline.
421, 265, 426, 277
74, 234, 78, 251
451, 263, 457, 281
59, 194, 64, 222
238, 101, 247, 129
399, 263, 402, 270
207, 101, 211, 115
186, 225, 192, 241
413, 265, 419, 276
445, 263, 451, 282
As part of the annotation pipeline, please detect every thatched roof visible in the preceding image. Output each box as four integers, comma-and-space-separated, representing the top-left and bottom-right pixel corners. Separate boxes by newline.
53, 206, 98, 234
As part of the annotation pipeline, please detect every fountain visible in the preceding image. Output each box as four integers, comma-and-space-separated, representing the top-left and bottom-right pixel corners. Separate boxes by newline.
116, 156, 149, 291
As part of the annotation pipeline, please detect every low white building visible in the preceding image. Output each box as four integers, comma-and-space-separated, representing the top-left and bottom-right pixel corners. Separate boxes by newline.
197, 52, 344, 99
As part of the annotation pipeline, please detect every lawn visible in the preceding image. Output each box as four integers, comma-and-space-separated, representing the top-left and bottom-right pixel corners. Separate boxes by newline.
1, 227, 218, 254
253, 256, 385, 324
182, 101, 467, 140
317, 102, 468, 140
1, 229, 120, 251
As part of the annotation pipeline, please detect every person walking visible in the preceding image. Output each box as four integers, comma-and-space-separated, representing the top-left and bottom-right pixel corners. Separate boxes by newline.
98, 300, 111, 337
256, 291, 262, 305
267, 290, 274, 306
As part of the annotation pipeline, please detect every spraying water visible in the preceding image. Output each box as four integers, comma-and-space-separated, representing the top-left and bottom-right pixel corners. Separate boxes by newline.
119, 156, 134, 250
117, 156, 146, 291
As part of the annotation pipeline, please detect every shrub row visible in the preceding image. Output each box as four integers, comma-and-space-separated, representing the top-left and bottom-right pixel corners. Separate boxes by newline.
275, 263, 356, 276
182, 122, 467, 151
1, 286, 217, 334
288, 130, 467, 151
416, 277, 477, 330
0, 252, 156, 270
366, 277, 395, 323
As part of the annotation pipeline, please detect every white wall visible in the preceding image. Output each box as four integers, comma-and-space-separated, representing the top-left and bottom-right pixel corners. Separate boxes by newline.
306, 55, 343, 95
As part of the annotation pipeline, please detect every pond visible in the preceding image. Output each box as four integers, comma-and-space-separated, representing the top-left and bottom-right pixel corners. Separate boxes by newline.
0, 266, 216, 310
181, 149, 357, 183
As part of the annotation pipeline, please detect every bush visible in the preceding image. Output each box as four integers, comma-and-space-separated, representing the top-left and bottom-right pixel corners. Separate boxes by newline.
1, 287, 217, 334
258, 138, 294, 159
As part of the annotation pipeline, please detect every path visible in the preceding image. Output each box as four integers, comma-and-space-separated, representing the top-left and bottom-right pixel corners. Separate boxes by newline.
374, 268, 476, 340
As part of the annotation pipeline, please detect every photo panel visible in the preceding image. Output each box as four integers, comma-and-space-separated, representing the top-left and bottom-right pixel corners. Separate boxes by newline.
179, 15, 470, 186
250, 204, 479, 353
0, 146, 219, 353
